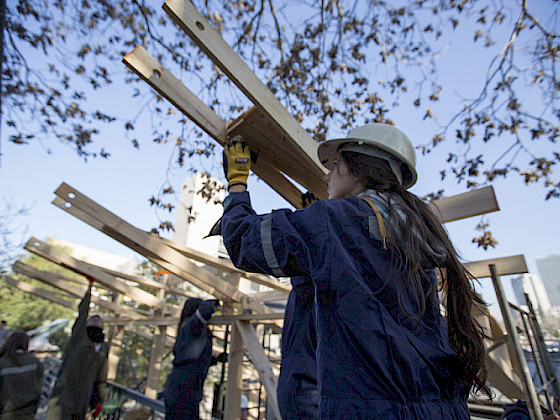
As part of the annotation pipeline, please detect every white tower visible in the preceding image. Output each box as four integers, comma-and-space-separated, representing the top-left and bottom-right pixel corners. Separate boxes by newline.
511, 273, 552, 319
536, 254, 560, 308
173, 172, 227, 258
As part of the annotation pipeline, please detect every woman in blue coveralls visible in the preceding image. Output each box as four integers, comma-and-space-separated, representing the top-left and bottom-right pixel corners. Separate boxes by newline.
220, 123, 490, 419
164, 297, 224, 419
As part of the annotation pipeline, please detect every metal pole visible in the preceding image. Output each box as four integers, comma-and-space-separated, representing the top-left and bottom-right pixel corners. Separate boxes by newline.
216, 324, 230, 419
490, 264, 543, 420
520, 311, 554, 412
526, 293, 560, 401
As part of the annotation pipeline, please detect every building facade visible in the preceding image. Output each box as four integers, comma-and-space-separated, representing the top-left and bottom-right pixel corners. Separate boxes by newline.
536, 254, 560, 308
173, 172, 228, 258
511, 273, 551, 323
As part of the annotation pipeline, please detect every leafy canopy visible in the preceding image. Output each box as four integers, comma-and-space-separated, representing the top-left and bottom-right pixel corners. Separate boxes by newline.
3, 0, 559, 225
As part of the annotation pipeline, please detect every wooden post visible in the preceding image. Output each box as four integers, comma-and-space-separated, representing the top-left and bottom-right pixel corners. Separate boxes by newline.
145, 274, 170, 399
224, 322, 244, 420
107, 324, 124, 381
235, 320, 281, 419
107, 292, 123, 381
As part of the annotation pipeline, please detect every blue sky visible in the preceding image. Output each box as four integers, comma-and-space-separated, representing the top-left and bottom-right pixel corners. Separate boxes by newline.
1, 0, 559, 321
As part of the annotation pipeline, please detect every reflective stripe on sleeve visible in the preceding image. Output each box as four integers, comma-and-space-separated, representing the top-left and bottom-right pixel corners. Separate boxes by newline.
0, 363, 38, 376
195, 309, 207, 324
260, 214, 286, 277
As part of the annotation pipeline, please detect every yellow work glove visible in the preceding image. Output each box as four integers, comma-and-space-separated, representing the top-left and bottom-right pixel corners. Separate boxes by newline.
223, 137, 251, 190
301, 191, 318, 208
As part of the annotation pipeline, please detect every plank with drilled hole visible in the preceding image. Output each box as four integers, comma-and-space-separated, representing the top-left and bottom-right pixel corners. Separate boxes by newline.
53, 183, 275, 315
123, 45, 306, 208
163, 0, 328, 199
464, 255, 528, 279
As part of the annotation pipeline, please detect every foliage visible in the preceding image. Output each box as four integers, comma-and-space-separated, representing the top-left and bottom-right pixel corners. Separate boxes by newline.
0, 199, 29, 274
0, 246, 77, 330
2, 0, 559, 233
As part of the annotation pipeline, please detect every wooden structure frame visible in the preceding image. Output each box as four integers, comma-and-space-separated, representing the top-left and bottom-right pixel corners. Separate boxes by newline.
1, 0, 541, 417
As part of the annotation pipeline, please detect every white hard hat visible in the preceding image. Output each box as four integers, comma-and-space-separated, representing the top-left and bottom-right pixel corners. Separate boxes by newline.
317, 123, 418, 188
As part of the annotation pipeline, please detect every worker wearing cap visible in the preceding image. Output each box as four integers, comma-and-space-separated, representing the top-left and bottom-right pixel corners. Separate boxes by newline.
219, 123, 489, 418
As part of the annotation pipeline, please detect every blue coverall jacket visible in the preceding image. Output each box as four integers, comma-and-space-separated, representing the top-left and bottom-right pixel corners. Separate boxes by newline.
278, 277, 318, 418
221, 191, 470, 419
164, 311, 214, 419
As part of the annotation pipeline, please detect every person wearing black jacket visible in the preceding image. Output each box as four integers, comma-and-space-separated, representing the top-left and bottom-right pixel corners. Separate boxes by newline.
164, 298, 226, 419
0, 331, 43, 419
47, 279, 108, 419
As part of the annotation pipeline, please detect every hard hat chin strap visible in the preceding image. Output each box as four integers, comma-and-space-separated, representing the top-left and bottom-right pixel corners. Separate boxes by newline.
339, 143, 404, 186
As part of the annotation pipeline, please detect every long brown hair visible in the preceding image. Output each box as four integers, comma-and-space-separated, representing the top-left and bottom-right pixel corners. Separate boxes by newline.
0, 331, 30, 366
343, 151, 490, 397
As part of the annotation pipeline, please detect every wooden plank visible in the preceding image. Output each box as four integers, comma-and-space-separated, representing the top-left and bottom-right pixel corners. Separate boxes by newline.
145, 325, 167, 399
227, 107, 327, 198
54, 183, 241, 302
55, 183, 240, 301
53, 183, 275, 315
13, 261, 151, 319
52, 197, 197, 300
102, 312, 285, 326
224, 322, 244, 420
163, 0, 328, 197
24, 237, 165, 310
464, 255, 528, 279
248, 290, 289, 303
123, 46, 304, 208
107, 324, 124, 380
98, 265, 199, 300
123, 45, 227, 145
5, 278, 176, 348
160, 237, 291, 294
4, 277, 77, 309
234, 320, 281, 419
430, 186, 499, 223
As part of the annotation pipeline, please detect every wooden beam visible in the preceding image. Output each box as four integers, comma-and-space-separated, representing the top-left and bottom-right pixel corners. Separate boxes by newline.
227, 107, 326, 198
123, 45, 304, 209
13, 261, 151, 319
54, 183, 240, 302
53, 183, 276, 315
52, 197, 198, 300
123, 45, 227, 145
430, 186, 499, 223
24, 237, 165, 310
163, 0, 328, 198
159, 237, 291, 294
98, 265, 199, 300
102, 312, 285, 327
4, 277, 77, 309
464, 255, 528, 279
234, 320, 280, 419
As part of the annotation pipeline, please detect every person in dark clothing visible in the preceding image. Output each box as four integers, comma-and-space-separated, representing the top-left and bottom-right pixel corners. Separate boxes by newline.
164, 298, 225, 419
0, 331, 43, 419
47, 279, 108, 420
220, 124, 490, 419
